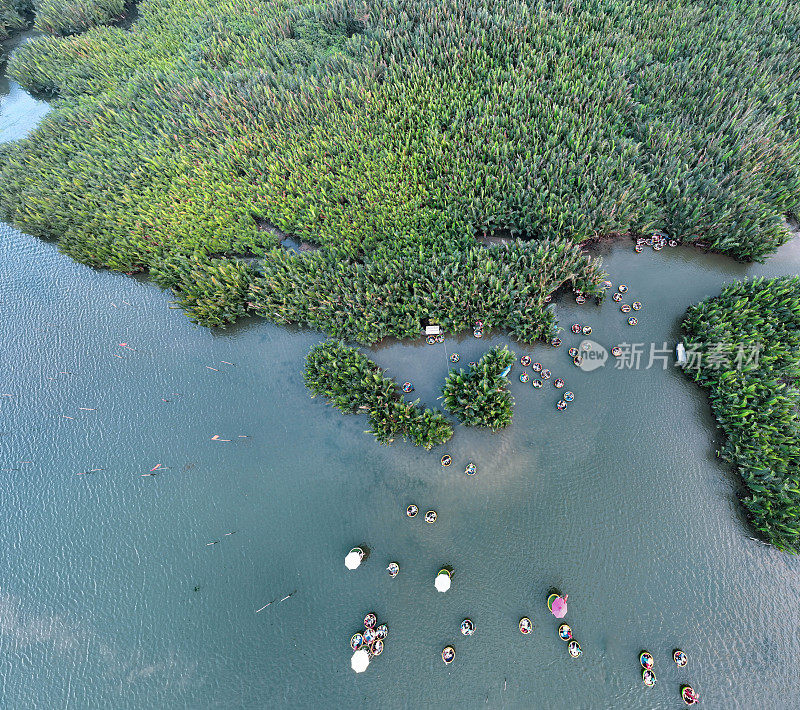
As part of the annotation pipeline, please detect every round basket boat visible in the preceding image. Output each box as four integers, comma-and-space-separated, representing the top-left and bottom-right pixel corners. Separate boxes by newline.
520, 355, 531, 366
520, 372, 529, 383
564, 391, 574, 402
571, 324, 582, 334
387, 562, 399, 578
532, 379, 543, 388
442, 646, 455, 664
350, 633, 364, 650
612, 292, 623, 302
465, 462, 477, 476
673, 649, 688, 667
426, 335, 436, 344
573, 356, 583, 367
642, 669, 657, 687
460, 619, 475, 636
554, 378, 565, 388
654, 244, 663, 251
436, 335, 444, 343
635, 245, 643, 253
441, 455, 452, 467
556, 400, 567, 410
363, 627, 377, 644
449, 353, 460, 363
582, 326, 592, 335
558, 624, 572, 641
611, 346, 622, 357
669, 240, 678, 247
632, 301, 642, 310
580, 340, 591, 351
568, 641, 582, 658
425, 510, 437, 523
681, 685, 699, 705
375, 624, 388, 640
621, 304, 631, 313
532, 362, 542, 372
370, 639, 384, 656
518, 617, 533, 634
618, 284, 628, 293
402, 381, 414, 393
364, 613, 377, 629
547, 593, 561, 611
569, 347, 579, 358
541, 369, 551, 380
628, 317, 638, 326
575, 296, 586, 305
602, 280, 613, 289
468, 362, 476, 367
551, 338, 562, 347
473, 329, 483, 338
406, 504, 418, 518
639, 651, 654, 670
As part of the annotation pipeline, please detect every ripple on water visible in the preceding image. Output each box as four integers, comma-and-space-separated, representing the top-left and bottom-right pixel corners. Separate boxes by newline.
3, 53, 800, 705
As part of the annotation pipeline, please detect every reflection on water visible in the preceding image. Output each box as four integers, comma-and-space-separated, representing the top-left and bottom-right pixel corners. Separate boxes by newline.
0, 31, 50, 143
2, 37, 800, 709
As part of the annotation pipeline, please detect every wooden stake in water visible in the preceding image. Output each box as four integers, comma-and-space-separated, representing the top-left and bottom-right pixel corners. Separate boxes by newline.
256, 590, 296, 613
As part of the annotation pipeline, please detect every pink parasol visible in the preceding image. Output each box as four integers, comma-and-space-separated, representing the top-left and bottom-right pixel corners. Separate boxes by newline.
550, 594, 568, 618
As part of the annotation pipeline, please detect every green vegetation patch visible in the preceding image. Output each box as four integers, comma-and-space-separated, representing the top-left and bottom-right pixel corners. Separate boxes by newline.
34, 0, 126, 36
682, 276, 800, 553
0, 0, 29, 42
441, 345, 515, 430
304, 339, 453, 449
249, 239, 604, 344
0, 0, 799, 333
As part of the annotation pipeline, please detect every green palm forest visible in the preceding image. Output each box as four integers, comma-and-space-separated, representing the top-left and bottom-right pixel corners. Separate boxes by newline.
0, 0, 29, 44
1, 0, 799, 334
682, 277, 800, 553
1, 0, 124, 45
34, 0, 127, 37
441, 345, 515, 430
248, 239, 603, 344
304, 339, 453, 448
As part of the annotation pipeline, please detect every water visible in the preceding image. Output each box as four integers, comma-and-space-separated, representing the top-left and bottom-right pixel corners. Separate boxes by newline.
2, 35, 800, 709
0, 32, 50, 142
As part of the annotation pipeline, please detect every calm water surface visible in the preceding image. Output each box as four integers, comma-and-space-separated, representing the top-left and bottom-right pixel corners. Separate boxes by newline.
2, 37, 800, 710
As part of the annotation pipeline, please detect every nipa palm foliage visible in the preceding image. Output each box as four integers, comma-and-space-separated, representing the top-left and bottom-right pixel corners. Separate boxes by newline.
0, 0, 28, 43
682, 276, 800, 553
441, 345, 515, 430
304, 339, 453, 449
0, 0, 799, 330
34, 0, 126, 36
249, 239, 604, 344
149, 253, 253, 327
